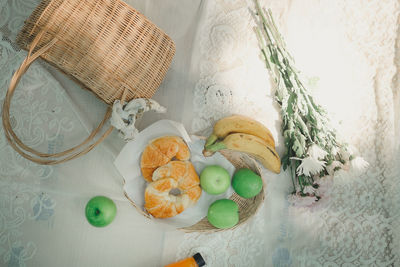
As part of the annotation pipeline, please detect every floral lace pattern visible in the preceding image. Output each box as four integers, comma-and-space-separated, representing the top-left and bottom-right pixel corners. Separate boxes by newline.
0, 27, 75, 265
0, 0, 39, 42
191, 0, 286, 134
181, 0, 400, 266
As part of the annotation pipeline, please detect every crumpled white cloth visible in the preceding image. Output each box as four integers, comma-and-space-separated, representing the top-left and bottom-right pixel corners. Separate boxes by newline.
111, 98, 167, 141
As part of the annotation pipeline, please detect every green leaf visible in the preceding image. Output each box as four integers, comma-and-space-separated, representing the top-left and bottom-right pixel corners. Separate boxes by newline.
295, 116, 310, 138
286, 94, 295, 116
292, 139, 304, 157
261, 49, 271, 70
281, 152, 290, 171
297, 133, 306, 150
270, 49, 279, 65
282, 70, 293, 88
283, 57, 290, 67
283, 129, 292, 139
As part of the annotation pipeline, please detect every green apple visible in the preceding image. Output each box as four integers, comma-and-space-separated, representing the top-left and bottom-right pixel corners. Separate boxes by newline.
207, 199, 239, 229
85, 196, 117, 227
232, 168, 263, 199
200, 165, 231, 195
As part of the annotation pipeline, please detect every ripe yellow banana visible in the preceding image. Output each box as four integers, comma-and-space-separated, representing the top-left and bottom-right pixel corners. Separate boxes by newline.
204, 133, 281, 174
205, 115, 275, 148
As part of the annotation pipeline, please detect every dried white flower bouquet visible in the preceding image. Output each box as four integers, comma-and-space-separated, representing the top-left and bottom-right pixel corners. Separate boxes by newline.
252, 0, 368, 206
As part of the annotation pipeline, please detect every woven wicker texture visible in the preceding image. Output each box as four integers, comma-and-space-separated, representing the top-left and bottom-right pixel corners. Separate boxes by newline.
124, 150, 266, 233
2, 0, 175, 164
16, 0, 175, 105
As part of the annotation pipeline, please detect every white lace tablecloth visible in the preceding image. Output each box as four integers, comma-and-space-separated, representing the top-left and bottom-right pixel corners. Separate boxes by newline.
1, 0, 399, 266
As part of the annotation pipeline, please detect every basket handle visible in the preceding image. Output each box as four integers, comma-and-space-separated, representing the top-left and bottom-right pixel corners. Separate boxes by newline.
2, 30, 116, 165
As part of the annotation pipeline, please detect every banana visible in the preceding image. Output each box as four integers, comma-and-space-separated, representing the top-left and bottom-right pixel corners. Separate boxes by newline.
205, 115, 275, 148
204, 133, 281, 174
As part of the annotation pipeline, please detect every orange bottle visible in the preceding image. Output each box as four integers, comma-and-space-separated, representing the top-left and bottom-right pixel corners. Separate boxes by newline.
164, 253, 206, 267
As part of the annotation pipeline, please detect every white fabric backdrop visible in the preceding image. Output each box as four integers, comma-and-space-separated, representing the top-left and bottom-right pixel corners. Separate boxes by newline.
175, 1, 400, 266
1, 0, 399, 266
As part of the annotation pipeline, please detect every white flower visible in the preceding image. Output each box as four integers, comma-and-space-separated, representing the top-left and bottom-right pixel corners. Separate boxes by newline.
339, 146, 355, 161
303, 186, 316, 195
317, 132, 325, 141
316, 120, 323, 130
291, 156, 326, 176
326, 160, 343, 176
307, 144, 328, 160
331, 146, 339, 156
350, 157, 369, 174
339, 148, 350, 161
288, 193, 318, 207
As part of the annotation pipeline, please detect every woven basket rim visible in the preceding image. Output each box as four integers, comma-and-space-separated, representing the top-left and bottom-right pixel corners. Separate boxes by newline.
16, 0, 176, 105
17, 0, 174, 44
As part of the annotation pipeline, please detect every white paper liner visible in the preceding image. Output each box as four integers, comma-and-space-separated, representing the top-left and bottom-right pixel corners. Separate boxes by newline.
114, 120, 235, 228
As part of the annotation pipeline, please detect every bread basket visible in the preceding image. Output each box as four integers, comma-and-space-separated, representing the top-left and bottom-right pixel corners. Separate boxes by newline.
2, 0, 175, 164
124, 149, 266, 233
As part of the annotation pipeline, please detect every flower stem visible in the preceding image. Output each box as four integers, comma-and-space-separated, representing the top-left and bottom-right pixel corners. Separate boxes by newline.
203, 142, 227, 153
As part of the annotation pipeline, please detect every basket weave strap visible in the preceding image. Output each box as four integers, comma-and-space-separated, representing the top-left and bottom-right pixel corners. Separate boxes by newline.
2, 29, 115, 165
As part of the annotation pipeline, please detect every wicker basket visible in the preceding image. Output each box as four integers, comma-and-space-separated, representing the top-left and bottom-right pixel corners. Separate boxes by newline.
2, 0, 175, 164
124, 150, 266, 233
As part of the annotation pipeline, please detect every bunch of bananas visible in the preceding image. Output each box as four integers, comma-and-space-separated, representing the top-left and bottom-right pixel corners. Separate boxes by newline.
203, 115, 281, 173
